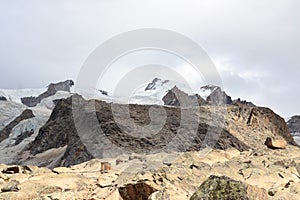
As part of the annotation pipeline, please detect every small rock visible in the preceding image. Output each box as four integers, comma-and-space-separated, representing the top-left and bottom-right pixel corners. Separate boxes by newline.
2, 166, 21, 174
97, 181, 112, 188
1, 180, 20, 193
116, 159, 126, 165
268, 188, 278, 196
148, 190, 168, 200
243, 160, 252, 164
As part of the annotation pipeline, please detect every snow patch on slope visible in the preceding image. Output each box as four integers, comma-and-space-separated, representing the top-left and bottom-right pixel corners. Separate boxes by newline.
0, 88, 46, 104
127, 78, 195, 105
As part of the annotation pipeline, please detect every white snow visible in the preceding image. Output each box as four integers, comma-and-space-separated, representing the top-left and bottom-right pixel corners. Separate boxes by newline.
198, 85, 219, 100
0, 99, 48, 164
36, 91, 73, 110
0, 88, 46, 104
0, 101, 26, 129
125, 78, 196, 105
294, 136, 300, 146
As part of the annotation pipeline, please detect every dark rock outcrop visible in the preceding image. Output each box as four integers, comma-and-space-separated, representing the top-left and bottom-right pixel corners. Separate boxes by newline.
28, 94, 93, 167
190, 175, 268, 200
0, 109, 35, 142
21, 80, 74, 107
287, 116, 300, 135
25, 92, 297, 168
27, 94, 251, 168
145, 78, 169, 91
200, 85, 255, 107
231, 98, 255, 107
14, 129, 35, 145
206, 86, 232, 105
162, 86, 205, 106
98, 89, 108, 96
0, 96, 7, 101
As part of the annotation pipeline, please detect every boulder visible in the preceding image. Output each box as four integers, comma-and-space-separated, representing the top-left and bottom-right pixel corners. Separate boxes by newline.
190, 175, 267, 200
118, 182, 158, 200
264, 137, 287, 149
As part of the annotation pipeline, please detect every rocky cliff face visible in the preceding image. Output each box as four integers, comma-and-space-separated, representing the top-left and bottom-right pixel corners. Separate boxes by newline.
20, 93, 297, 168
21, 80, 74, 107
26, 94, 93, 167
225, 105, 297, 150
0, 109, 35, 142
206, 87, 233, 105
23, 94, 252, 168
162, 86, 205, 106
161, 83, 254, 107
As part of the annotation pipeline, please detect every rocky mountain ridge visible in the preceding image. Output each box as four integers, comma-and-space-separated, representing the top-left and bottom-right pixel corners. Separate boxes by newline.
0, 79, 299, 199
21, 80, 74, 107
7, 93, 295, 169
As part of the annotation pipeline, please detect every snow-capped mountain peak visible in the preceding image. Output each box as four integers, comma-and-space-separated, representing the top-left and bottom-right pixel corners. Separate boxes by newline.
199, 84, 220, 100
145, 78, 170, 91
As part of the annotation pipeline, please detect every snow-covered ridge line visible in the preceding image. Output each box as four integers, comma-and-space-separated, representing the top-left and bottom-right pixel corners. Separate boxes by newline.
0, 88, 46, 104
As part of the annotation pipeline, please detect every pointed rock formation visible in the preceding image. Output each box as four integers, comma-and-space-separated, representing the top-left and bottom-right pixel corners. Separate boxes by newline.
162, 86, 204, 106
21, 80, 74, 107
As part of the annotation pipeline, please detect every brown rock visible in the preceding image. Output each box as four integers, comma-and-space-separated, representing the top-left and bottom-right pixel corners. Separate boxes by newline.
118, 182, 158, 200
264, 137, 287, 149
2, 166, 21, 174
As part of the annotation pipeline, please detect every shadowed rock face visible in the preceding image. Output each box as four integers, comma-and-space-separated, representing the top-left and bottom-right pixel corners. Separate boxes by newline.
206, 87, 233, 105
162, 86, 206, 106
21, 80, 74, 107
14, 129, 35, 145
0, 96, 7, 101
162, 84, 254, 107
27, 94, 93, 167
0, 109, 35, 142
26, 94, 252, 167
287, 116, 300, 135
24, 92, 298, 168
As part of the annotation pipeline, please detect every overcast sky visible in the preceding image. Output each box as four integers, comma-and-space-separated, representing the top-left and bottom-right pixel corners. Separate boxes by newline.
0, 0, 299, 118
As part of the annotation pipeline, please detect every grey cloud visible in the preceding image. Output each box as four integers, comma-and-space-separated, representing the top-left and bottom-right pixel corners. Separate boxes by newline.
0, 0, 299, 117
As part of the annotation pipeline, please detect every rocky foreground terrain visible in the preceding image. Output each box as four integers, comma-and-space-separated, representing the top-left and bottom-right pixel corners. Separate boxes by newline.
0, 146, 300, 199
